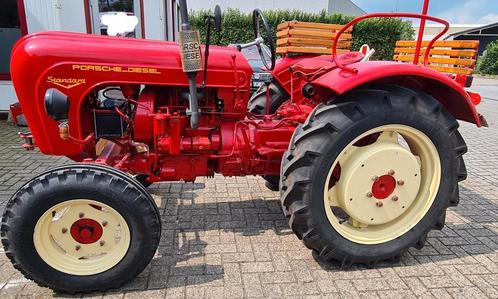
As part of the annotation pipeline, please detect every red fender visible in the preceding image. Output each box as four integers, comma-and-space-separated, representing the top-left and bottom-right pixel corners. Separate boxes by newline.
312, 61, 481, 127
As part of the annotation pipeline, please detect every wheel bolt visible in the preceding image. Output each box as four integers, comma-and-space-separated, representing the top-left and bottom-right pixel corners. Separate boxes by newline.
61, 228, 67, 234
376, 202, 383, 207
372, 175, 378, 181
397, 180, 404, 186
388, 169, 395, 175
392, 195, 399, 202
366, 192, 373, 198
99, 241, 105, 246
102, 221, 108, 227
75, 245, 81, 251
78, 212, 84, 218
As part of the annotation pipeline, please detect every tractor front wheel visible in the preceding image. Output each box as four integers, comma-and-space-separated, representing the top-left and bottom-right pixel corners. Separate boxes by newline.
134, 173, 153, 187
1, 163, 161, 293
280, 86, 467, 265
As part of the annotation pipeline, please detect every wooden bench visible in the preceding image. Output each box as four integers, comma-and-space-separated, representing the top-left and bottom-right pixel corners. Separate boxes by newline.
394, 40, 479, 76
276, 21, 352, 56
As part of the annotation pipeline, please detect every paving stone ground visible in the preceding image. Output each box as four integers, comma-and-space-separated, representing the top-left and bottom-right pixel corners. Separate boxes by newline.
0, 78, 497, 298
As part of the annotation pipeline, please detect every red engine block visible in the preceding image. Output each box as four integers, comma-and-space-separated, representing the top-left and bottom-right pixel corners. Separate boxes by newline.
86, 84, 307, 182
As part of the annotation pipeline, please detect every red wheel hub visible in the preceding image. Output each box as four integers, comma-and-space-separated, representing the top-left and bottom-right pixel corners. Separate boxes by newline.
70, 218, 103, 244
371, 175, 396, 199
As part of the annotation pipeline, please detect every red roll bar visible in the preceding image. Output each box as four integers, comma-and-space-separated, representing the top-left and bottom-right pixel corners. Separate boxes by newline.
332, 0, 449, 73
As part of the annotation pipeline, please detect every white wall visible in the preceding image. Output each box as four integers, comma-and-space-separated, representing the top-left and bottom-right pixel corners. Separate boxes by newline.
60, 0, 87, 33
0, 82, 17, 111
24, 0, 62, 32
144, 0, 166, 40
0, 0, 88, 111
24, 0, 86, 33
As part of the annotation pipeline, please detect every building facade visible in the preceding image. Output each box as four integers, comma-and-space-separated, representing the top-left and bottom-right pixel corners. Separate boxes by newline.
0, 0, 181, 111
413, 24, 485, 40
446, 22, 498, 56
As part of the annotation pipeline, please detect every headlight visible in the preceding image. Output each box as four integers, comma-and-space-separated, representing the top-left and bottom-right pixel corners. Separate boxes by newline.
44, 88, 70, 121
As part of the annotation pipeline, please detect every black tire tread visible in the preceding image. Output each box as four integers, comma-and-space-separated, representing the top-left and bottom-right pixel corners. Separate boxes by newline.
247, 82, 288, 115
280, 85, 467, 266
1, 163, 161, 293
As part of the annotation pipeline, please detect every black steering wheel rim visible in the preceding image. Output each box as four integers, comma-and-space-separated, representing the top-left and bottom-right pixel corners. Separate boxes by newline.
252, 9, 276, 71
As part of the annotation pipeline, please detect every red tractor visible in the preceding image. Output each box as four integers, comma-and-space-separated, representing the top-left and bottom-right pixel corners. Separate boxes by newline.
1, 0, 486, 293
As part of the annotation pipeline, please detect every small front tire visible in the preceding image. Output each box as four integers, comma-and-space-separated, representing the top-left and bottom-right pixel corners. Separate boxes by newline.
1, 163, 161, 293
134, 174, 153, 187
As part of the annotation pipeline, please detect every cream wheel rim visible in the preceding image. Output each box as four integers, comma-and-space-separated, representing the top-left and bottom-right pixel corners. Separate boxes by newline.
33, 199, 131, 275
323, 124, 441, 244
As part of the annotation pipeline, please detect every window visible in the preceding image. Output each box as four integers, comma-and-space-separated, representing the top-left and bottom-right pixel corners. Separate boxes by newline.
88, 0, 144, 38
0, 0, 27, 80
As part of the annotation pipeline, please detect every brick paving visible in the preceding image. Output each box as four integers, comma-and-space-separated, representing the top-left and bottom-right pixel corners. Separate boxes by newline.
0, 81, 497, 298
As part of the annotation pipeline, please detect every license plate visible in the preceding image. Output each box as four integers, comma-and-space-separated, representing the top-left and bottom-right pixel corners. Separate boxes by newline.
179, 30, 203, 72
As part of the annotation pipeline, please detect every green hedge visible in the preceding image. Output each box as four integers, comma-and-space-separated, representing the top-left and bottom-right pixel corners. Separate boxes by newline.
477, 41, 498, 75
190, 9, 414, 61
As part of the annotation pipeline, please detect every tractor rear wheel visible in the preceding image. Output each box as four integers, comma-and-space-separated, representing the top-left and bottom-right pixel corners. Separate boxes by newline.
248, 82, 288, 115
280, 86, 467, 266
248, 82, 288, 191
1, 163, 161, 293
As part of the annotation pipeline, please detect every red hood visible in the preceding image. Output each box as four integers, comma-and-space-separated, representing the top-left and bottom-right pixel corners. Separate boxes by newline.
10, 31, 253, 157
11, 31, 252, 87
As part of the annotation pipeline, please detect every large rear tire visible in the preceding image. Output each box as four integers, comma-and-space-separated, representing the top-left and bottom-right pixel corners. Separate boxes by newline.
280, 86, 467, 266
248, 82, 288, 115
1, 163, 161, 293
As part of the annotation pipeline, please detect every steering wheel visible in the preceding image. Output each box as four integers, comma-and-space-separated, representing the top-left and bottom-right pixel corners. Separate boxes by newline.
252, 9, 276, 71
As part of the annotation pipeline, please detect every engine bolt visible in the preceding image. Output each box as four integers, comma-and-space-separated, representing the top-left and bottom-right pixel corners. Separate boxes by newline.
366, 192, 373, 198
61, 228, 67, 234
99, 241, 105, 246
78, 212, 84, 218
392, 195, 399, 201
102, 221, 108, 227
388, 169, 395, 175
397, 180, 405, 186
75, 245, 81, 251
376, 202, 383, 207
372, 175, 378, 181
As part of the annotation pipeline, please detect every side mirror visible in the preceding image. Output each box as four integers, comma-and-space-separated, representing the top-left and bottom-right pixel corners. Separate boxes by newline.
214, 5, 222, 31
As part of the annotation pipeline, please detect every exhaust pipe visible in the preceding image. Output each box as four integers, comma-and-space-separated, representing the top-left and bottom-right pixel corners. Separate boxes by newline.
178, 0, 202, 129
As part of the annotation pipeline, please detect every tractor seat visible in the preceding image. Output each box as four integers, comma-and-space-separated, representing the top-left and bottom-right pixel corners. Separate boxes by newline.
290, 52, 364, 79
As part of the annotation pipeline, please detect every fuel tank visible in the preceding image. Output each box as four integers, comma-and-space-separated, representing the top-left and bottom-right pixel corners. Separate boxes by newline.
10, 31, 252, 157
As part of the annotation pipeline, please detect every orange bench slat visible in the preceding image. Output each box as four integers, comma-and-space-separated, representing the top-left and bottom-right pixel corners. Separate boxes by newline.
395, 40, 479, 49
394, 55, 475, 67
393, 47, 477, 58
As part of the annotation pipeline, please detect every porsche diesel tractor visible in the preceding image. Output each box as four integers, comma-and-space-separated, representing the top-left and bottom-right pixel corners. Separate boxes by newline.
1, 0, 486, 293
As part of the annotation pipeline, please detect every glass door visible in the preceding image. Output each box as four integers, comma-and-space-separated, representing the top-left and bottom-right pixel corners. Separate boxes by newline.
88, 0, 142, 38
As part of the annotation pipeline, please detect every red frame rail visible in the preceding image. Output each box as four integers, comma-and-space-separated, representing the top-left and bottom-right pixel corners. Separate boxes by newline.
332, 0, 449, 73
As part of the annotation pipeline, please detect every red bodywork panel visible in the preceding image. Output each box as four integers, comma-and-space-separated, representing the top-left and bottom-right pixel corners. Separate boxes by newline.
11, 31, 296, 180
11, 31, 253, 157
311, 61, 481, 126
